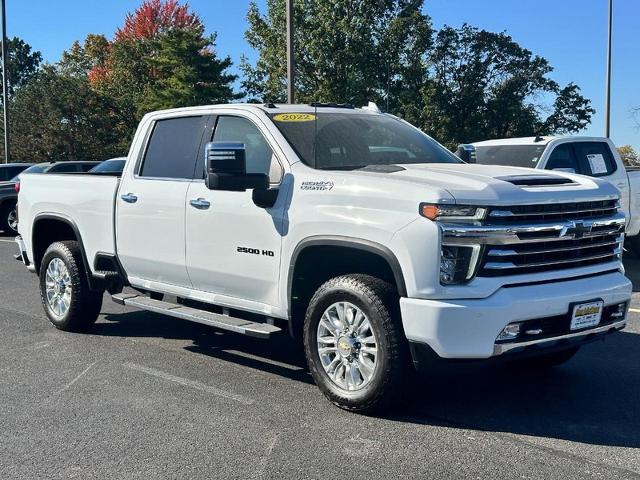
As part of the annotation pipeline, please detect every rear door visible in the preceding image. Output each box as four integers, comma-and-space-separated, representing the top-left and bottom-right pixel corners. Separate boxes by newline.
116, 114, 209, 287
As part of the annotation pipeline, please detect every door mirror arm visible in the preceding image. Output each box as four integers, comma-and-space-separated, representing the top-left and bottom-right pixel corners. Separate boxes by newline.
252, 188, 279, 209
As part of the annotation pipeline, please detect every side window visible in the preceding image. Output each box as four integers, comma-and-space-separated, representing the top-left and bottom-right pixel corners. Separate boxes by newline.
0, 168, 7, 181
572, 142, 616, 177
212, 116, 283, 184
51, 163, 80, 173
7, 167, 24, 178
545, 144, 579, 173
80, 163, 97, 172
140, 116, 207, 179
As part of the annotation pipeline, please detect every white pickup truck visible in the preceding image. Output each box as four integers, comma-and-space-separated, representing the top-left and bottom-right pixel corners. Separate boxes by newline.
15, 104, 631, 412
461, 137, 640, 251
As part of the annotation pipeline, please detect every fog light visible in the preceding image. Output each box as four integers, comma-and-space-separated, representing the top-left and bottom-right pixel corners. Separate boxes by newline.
610, 302, 627, 319
496, 323, 521, 342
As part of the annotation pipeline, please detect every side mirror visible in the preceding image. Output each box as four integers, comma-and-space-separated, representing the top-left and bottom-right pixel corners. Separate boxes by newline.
455, 144, 476, 164
205, 142, 269, 192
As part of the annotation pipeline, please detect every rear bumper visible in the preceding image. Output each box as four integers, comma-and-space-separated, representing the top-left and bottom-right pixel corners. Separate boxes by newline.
400, 271, 631, 360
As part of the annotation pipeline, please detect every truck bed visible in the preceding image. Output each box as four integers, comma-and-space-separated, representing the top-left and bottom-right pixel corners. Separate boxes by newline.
18, 173, 120, 272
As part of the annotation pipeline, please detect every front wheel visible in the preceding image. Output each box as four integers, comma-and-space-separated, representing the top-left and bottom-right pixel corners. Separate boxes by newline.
39, 241, 103, 332
303, 274, 408, 413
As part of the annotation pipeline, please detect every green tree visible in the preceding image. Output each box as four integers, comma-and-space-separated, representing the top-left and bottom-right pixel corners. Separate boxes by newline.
8, 66, 122, 162
422, 25, 595, 149
242, 0, 432, 116
138, 29, 238, 114
618, 145, 640, 167
2, 37, 42, 98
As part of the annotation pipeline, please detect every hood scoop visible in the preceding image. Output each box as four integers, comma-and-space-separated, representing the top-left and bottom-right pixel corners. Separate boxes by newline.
496, 175, 576, 187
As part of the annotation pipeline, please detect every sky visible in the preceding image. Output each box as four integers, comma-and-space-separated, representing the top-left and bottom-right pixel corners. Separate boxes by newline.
7, 0, 640, 150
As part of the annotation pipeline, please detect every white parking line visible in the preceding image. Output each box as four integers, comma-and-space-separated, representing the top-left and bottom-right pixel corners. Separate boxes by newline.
0, 238, 16, 243
629, 308, 640, 313
123, 362, 254, 405
56, 361, 96, 395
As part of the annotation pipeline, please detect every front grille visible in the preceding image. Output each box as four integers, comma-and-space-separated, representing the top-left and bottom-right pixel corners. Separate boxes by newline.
471, 201, 624, 277
479, 232, 623, 277
487, 200, 618, 224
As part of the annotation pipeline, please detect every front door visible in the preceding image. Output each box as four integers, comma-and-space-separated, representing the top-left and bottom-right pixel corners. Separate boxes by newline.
185, 114, 287, 309
117, 114, 209, 287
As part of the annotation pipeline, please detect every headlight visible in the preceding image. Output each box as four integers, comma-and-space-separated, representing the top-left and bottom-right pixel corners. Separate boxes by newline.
420, 203, 486, 222
440, 245, 481, 285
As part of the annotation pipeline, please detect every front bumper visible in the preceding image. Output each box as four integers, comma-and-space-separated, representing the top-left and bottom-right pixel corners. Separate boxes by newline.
400, 271, 631, 359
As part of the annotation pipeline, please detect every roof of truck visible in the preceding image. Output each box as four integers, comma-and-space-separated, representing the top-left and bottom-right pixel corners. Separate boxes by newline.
147, 102, 385, 117
471, 136, 610, 147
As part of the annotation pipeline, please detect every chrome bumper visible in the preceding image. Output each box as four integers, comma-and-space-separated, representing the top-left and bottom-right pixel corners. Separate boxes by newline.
493, 319, 627, 356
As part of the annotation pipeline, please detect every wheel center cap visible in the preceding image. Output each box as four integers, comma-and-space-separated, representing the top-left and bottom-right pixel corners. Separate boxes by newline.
337, 336, 357, 358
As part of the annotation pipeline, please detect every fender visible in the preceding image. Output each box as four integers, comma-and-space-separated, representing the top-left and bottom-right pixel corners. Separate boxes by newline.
287, 235, 408, 305
31, 213, 101, 291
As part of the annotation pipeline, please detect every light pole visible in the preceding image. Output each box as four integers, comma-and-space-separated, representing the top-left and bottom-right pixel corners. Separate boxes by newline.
1, 0, 8, 163
604, 0, 613, 138
286, 0, 295, 104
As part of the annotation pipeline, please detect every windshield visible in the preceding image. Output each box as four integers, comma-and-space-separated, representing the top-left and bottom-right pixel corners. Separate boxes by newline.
269, 112, 460, 170
10, 164, 47, 181
90, 159, 126, 173
474, 145, 547, 168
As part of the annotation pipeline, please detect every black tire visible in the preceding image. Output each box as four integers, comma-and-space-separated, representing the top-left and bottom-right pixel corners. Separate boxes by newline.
0, 200, 17, 234
509, 346, 580, 370
303, 274, 408, 413
39, 241, 103, 332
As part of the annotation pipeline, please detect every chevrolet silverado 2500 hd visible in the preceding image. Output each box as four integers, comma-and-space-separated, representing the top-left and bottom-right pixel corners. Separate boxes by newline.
15, 104, 631, 412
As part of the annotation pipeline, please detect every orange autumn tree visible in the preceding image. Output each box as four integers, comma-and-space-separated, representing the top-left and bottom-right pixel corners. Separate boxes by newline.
115, 0, 203, 42
62, 0, 237, 149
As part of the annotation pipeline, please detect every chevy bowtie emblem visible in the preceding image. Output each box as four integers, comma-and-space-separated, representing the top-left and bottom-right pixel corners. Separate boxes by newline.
560, 221, 592, 239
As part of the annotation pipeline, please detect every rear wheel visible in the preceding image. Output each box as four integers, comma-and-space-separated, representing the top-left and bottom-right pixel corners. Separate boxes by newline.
39, 241, 103, 332
0, 201, 17, 234
508, 346, 580, 370
303, 274, 408, 413
625, 236, 640, 258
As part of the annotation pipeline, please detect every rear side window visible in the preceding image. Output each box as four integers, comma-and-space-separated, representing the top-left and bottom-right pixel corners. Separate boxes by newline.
6, 166, 27, 178
0, 167, 7, 181
546, 144, 579, 173
572, 142, 616, 176
51, 163, 80, 173
80, 163, 98, 172
140, 116, 207, 179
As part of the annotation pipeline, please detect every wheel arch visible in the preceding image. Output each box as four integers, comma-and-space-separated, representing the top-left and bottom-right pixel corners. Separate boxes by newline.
287, 236, 407, 339
31, 213, 99, 290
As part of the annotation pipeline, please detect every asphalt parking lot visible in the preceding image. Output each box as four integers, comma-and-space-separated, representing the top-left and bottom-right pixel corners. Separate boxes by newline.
0, 235, 639, 480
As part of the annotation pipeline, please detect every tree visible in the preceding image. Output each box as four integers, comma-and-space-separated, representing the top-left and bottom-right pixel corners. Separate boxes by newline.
7, 66, 122, 162
115, 0, 202, 41
241, 0, 433, 117
618, 145, 640, 168
422, 25, 595, 148
58, 0, 238, 147
0, 37, 42, 99
138, 28, 238, 113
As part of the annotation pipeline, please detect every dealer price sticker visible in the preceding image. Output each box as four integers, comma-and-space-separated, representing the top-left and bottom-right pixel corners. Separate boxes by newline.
570, 301, 603, 331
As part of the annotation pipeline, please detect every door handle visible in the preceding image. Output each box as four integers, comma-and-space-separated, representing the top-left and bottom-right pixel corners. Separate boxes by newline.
121, 193, 138, 204
190, 198, 211, 210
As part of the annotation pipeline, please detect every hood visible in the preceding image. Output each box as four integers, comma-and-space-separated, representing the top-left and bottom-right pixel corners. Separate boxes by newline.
360, 163, 620, 206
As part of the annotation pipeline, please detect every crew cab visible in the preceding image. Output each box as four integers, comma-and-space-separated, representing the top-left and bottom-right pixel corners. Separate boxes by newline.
460, 137, 640, 251
15, 105, 631, 412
